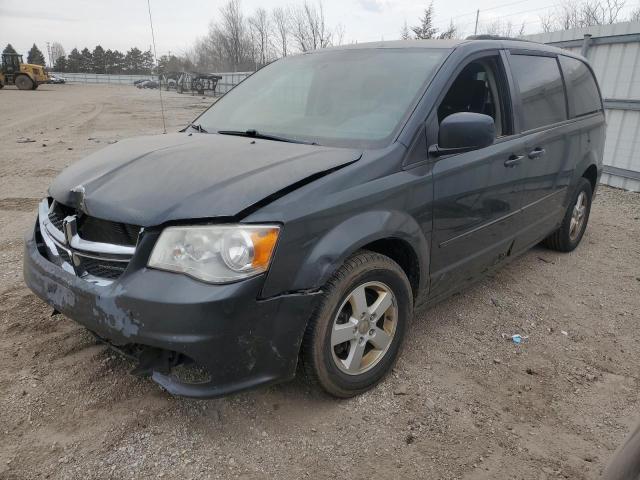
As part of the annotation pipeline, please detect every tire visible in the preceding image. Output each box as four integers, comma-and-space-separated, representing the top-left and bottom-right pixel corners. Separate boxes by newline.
15, 75, 34, 90
603, 421, 640, 480
32, 83, 38, 90
0, 80, 4, 89
301, 250, 413, 398
543, 177, 592, 252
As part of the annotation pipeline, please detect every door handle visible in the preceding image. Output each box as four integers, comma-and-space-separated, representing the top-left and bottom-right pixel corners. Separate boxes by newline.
528, 147, 546, 159
504, 154, 524, 167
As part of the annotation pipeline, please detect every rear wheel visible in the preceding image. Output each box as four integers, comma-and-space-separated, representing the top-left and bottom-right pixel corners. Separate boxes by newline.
543, 177, 592, 252
301, 251, 413, 398
15, 74, 34, 90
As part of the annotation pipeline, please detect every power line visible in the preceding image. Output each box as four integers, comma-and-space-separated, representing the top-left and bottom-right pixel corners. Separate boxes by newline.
436, 2, 564, 32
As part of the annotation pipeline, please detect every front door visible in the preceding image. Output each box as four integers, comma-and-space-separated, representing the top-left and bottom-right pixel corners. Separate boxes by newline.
428, 53, 528, 300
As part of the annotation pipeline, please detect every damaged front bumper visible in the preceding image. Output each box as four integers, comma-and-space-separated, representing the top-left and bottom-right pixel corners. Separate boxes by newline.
23, 223, 320, 398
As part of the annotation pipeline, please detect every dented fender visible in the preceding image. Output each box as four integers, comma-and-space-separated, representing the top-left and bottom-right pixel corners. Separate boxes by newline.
293, 209, 429, 292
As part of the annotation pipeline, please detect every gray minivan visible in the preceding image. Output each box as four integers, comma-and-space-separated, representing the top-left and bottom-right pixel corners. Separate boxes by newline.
24, 38, 605, 398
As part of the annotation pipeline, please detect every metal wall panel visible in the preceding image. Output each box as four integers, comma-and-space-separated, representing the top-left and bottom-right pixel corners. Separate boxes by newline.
526, 22, 640, 191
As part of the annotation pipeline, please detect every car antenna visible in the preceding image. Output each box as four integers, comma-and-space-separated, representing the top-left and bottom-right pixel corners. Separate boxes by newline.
147, 0, 167, 134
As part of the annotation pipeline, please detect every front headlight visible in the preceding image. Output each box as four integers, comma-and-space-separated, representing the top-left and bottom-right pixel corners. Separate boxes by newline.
148, 225, 280, 283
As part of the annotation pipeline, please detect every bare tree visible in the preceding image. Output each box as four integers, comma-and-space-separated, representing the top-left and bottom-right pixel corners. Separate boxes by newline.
538, 0, 627, 32
400, 21, 412, 40
582, 0, 626, 24
478, 19, 526, 37
218, 0, 250, 70
631, 6, 640, 21
272, 7, 290, 57
190, 0, 344, 71
50, 42, 66, 63
334, 23, 346, 45
249, 8, 271, 67
291, 1, 332, 52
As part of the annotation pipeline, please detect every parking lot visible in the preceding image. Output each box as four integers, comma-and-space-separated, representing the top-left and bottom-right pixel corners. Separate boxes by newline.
0, 83, 639, 479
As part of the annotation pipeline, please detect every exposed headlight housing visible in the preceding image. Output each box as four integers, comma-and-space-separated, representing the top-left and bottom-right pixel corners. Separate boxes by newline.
148, 225, 280, 283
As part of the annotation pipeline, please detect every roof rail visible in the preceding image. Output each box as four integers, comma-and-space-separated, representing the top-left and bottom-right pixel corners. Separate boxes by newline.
465, 35, 533, 43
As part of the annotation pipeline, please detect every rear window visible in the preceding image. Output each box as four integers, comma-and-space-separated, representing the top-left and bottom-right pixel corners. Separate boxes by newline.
559, 56, 602, 117
509, 54, 567, 131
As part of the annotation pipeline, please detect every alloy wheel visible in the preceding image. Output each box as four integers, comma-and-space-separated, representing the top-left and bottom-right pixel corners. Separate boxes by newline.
330, 281, 398, 375
569, 191, 587, 241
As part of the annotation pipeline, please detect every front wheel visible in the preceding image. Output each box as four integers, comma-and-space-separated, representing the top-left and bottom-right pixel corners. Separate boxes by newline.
15, 74, 34, 90
301, 251, 413, 398
543, 177, 593, 252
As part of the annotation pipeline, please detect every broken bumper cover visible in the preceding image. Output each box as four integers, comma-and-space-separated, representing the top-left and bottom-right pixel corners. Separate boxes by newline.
23, 225, 319, 398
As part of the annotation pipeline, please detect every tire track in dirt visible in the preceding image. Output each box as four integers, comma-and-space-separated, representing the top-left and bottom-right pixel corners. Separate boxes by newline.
0, 197, 41, 212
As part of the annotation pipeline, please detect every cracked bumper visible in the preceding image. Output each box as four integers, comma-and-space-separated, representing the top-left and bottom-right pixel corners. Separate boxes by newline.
23, 224, 320, 398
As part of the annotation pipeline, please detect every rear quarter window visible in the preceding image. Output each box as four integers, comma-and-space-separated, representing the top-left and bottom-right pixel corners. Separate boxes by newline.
559, 56, 602, 117
509, 54, 567, 131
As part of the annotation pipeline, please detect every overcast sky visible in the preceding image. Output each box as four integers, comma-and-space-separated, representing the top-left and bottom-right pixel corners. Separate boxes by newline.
1, 0, 639, 61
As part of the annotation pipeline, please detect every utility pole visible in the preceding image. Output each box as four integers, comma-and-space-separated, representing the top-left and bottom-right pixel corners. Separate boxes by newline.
46, 41, 52, 68
474, 9, 480, 36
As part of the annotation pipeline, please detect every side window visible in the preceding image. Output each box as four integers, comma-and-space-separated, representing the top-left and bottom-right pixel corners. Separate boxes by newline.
509, 54, 567, 131
559, 56, 602, 117
437, 56, 511, 137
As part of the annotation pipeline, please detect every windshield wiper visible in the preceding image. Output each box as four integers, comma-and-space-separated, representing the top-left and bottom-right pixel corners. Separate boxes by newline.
217, 129, 316, 145
188, 123, 208, 133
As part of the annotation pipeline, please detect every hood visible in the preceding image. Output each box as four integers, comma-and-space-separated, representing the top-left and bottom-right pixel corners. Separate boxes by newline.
49, 132, 361, 226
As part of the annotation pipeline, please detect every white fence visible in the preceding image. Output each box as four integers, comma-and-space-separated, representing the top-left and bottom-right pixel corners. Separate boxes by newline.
52, 71, 254, 96
52, 72, 156, 85
526, 22, 640, 192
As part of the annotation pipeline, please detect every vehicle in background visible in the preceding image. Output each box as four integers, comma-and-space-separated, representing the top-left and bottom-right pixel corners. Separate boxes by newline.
47, 74, 66, 84
0, 53, 49, 90
135, 79, 159, 89
160, 71, 180, 91
24, 38, 605, 399
133, 78, 148, 86
176, 72, 221, 95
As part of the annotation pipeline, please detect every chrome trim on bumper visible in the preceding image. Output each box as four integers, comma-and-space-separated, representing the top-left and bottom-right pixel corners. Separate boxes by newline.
37, 199, 136, 285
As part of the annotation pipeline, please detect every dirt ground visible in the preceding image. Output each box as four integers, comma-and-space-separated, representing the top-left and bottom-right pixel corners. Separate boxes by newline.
0, 83, 639, 480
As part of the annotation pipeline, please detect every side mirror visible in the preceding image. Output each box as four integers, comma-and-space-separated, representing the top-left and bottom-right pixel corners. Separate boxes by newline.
429, 112, 496, 157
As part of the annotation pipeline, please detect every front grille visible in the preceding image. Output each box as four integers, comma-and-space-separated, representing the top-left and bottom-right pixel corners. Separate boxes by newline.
48, 201, 141, 247
79, 216, 140, 246
44, 200, 140, 282
48, 202, 73, 230
80, 257, 127, 280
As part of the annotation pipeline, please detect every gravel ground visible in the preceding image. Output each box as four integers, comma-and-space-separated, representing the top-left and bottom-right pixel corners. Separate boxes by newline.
0, 83, 639, 480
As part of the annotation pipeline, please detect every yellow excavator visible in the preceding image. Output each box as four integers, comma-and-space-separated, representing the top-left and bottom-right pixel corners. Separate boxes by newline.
0, 53, 49, 90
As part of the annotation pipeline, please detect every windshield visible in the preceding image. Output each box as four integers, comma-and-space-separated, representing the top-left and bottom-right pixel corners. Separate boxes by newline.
195, 48, 449, 148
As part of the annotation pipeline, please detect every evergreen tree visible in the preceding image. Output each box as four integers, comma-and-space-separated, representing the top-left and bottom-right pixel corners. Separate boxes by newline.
66, 48, 82, 72
142, 49, 155, 74
124, 47, 144, 74
3, 44, 18, 55
111, 50, 126, 73
412, 3, 438, 40
79, 47, 93, 72
27, 43, 46, 65
438, 21, 457, 39
92, 45, 106, 73
53, 56, 67, 72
